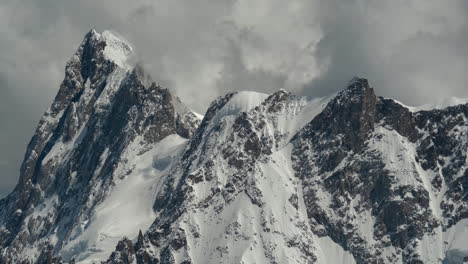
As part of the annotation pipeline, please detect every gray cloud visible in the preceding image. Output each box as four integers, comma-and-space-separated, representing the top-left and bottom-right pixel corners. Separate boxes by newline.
0, 0, 467, 197
303, 0, 468, 103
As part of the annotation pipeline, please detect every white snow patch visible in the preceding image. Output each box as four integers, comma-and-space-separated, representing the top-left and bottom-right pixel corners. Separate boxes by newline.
192, 111, 204, 120
315, 236, 356, 264
100, 30, 133, 69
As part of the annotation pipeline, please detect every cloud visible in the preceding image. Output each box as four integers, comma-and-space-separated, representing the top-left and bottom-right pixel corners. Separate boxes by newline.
0, 0, 467, 197
302, 0, 468, 104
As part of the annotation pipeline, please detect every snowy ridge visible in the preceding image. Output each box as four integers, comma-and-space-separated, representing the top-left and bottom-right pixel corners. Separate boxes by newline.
105, 89, 358, 264
216, 91, 269, 117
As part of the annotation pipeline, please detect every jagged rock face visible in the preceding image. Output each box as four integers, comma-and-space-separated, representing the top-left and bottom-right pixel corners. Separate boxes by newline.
291, 79, 468, 263
107, 79, 468, 264
0, 30, 199, 264
106, 89, 354, 264
292, 80, 431, 263
1, 30, 468, 264
297, 78, 377, 155
378, 98, 468, 226
107, 90, 327, 264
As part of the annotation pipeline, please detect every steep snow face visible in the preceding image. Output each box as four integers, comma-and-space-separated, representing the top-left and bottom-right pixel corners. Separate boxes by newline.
61, 135, 188, 263
0, 30, 200, 264
106, 90, 345, 264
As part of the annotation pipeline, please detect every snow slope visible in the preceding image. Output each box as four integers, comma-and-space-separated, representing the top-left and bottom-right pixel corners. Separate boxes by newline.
105, 89, 360, 264
61, 135, 188, 263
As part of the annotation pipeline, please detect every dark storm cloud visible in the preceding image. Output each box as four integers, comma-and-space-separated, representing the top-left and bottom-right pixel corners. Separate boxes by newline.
0, 0, 467, 197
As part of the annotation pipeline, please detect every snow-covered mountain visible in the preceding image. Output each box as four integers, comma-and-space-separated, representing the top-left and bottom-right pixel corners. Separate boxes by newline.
0, 30, 200, 263
1, 30, 468, 264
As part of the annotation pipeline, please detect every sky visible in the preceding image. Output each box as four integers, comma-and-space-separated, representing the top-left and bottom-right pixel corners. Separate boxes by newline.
0, 0, 467, 197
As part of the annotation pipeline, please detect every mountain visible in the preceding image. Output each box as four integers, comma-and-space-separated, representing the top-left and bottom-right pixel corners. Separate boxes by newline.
106, 78, 468, 264
0, 30, 200, 263
1, 30, 468, 264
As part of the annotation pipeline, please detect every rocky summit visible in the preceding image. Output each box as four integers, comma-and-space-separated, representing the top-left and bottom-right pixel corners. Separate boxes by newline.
1, 30, 467, 264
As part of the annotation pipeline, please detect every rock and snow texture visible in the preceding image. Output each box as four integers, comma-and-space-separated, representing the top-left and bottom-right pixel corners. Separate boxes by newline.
290, 79, 468, 264
106, 79, 468, 264
0, 29, 199, 264
1, 30, 468, 264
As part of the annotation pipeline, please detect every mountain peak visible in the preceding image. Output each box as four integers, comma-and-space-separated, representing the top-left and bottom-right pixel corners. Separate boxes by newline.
83, 28, 100, 41
348, 76, 368, 86
99, 30, 133, 68
68, 29, 133, 76
296, 77, 377, 154
343, 77, 373, 98
0, 27, 202, 263
83, 29, 132, 55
